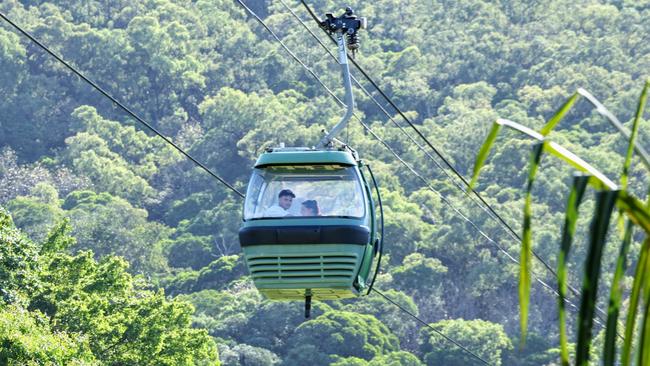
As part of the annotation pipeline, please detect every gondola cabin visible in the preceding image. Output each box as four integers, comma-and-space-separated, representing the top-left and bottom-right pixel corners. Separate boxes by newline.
238, 147, 379, 302
238, 7, 380, 316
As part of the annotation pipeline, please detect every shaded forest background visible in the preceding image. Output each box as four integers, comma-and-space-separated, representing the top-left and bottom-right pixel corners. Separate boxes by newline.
1, 0, 650, 364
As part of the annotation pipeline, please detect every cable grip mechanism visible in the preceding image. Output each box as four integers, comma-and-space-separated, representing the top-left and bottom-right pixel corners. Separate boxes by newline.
319, 7, 366, 57
315, 6, 366, 148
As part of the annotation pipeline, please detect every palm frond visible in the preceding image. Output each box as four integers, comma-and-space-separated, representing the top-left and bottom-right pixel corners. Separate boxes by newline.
621, 239, 650, 365
603, 220, 634, 366
576, 190, 618, 366
520, 142, 545, 345
558, 174, 590, 365
470, 84, 650, 364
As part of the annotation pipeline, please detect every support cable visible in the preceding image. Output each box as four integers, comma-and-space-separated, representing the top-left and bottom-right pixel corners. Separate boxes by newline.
234, 1, 535, 362
236, 0, 609, 329
279, 0, 455, 184
3, 0, 612, 347
280, 0, 529, 261
373, 288, 492, 366
0, 11, 245, 199
298, 0, 613, 322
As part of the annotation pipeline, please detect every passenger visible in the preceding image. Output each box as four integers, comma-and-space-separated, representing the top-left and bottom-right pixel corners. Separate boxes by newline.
301, 200, 321, 216
263, 189, 295, 217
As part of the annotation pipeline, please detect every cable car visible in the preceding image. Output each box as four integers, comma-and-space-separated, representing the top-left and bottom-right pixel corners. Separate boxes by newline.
238, 7, 381, 317
238, 147, 382, 313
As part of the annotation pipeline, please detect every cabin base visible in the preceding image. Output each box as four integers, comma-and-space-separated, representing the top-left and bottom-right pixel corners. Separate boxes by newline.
243, 243, 368, 300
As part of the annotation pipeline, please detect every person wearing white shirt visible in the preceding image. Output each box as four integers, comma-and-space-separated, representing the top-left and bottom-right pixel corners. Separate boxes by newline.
263, 189, 295, 217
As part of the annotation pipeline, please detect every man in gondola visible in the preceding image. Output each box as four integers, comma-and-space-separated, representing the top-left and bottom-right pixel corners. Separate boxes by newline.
264, 189, 295, 217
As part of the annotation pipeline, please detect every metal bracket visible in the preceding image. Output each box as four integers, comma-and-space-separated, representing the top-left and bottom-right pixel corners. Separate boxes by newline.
316, 7, 365, 149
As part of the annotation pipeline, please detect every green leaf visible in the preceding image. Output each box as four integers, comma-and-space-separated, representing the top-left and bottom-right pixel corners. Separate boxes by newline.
487, 118, 617, 190
622, 239, 650, 365
639, 248, 650, 366
469, 122, 501, 189
620, 82, 648, 189
615, 83, 647, 237
576, 190, 619, 366
496, 118, 544, 140
578, 86, 650, 173
545, 142, 617, 190
617, 192, 650, 234
602, 219, 633, 366
558, 174, 590, 366
520, 142, 545, 346
540, 92, 579, 136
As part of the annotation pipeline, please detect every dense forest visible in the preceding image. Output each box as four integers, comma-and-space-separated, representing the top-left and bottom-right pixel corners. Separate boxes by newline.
1, 0, 649, 364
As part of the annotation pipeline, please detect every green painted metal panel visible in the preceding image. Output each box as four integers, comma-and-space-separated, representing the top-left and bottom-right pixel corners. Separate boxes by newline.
242, 243, 372, 300
254, 149, 357, 167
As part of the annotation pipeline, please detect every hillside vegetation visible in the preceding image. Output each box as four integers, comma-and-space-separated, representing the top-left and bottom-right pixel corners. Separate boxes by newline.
1, 0, 649, 364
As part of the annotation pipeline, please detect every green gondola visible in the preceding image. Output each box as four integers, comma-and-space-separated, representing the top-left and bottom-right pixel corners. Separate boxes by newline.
239, 147, 381, 300
238, 7, 382, 316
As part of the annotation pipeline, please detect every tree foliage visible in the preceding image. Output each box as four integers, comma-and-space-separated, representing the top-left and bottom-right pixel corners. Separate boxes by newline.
284, 311, 400, 364
0, 209, 219, 365
419, 319, 512, 366
1, 0, 649, 363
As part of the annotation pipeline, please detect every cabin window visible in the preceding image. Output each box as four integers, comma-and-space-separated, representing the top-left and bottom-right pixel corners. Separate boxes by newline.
243, 165, 366, 220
